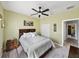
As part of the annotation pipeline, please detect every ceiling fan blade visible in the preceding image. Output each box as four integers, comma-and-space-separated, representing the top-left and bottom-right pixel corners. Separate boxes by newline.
31, 13, 38, 16
32, 8, 39, 12
42, 9, 49, 12
42, 13, 49, 16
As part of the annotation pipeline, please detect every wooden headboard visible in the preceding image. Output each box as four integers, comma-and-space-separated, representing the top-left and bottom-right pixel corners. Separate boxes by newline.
19, 29, 36, 38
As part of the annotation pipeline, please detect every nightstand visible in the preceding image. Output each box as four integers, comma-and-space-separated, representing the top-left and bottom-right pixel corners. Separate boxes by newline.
6, 39, 19, 57
6, 39, 19, 51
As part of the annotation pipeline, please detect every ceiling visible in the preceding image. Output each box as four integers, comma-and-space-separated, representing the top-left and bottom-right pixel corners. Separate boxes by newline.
0, 1, 79, 18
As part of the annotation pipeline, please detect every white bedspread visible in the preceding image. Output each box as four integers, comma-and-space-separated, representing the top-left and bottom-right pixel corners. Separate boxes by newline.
19, 35, 55, 58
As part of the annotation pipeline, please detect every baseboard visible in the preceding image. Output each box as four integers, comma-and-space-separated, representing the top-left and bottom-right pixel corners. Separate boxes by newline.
54, 42, 63, 47
52, 40, 63, 47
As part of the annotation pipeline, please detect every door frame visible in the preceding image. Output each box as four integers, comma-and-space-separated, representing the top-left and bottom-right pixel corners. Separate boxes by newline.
62, 18, 79, 46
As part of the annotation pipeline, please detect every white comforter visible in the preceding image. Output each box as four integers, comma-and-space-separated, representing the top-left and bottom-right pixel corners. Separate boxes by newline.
19, 35, 55, 58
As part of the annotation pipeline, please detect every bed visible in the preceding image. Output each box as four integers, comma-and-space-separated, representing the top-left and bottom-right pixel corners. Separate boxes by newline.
19, 29, 55, 58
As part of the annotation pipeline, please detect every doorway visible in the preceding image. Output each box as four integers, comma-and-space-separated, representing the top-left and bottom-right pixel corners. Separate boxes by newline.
62, 18, 79, 47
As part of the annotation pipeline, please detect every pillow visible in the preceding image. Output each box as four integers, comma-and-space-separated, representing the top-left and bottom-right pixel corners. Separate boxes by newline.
21, 33, 26, 38
23, 32, 36, 38
30, 32, 37, 36
29, 32, 36, 37
24, 33, 32, 38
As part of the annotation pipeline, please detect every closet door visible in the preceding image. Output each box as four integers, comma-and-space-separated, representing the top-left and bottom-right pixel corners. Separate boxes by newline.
40, 24, 50, 38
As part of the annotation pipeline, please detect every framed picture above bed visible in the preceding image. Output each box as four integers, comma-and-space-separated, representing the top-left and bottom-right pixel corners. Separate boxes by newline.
24, 20, 33, 26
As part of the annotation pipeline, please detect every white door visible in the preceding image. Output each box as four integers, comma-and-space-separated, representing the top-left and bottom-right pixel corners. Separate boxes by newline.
40, 24, 50, 38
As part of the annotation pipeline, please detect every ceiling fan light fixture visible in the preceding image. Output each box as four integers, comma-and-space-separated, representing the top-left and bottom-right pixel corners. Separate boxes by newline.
39, 6, 41, 9
31, 6, 49, 18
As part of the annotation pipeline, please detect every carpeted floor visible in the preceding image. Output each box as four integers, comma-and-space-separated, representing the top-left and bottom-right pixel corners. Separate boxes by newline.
2, 38, 79, 58
2, 43, 70, 58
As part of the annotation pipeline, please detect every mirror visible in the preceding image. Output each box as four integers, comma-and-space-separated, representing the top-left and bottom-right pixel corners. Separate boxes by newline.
67, 24, 75, 37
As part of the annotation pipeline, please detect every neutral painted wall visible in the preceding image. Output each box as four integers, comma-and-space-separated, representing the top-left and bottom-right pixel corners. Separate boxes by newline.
40, 6, 79, 45
0, 3, 4, 57
4, 10, 40, 47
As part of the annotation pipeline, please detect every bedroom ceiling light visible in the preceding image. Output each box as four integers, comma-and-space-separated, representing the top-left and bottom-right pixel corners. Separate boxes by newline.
31, 6, 49, 18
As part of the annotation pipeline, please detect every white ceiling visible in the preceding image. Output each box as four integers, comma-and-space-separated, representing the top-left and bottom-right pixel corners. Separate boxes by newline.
1, 1, 79, 18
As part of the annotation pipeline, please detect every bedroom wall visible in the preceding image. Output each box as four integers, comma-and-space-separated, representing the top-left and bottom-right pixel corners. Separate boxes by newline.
40, 6, 79, 45
4, 10, 40, 47
0, 3, 4, 57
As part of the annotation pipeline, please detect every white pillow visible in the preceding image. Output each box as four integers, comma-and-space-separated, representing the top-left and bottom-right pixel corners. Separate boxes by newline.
25, 33, 32, 38
30, 32, 37, 36
22, 32, 38, 44
23, 32, 35, 38
21, 33, 26, 38
29, 32, 36, 37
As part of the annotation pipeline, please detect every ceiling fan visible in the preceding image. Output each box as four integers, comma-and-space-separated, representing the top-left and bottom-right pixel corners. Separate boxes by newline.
31, 6, 49, 18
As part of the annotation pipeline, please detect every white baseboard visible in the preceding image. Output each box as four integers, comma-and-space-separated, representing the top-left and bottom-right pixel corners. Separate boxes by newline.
55, 42, 63, 47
